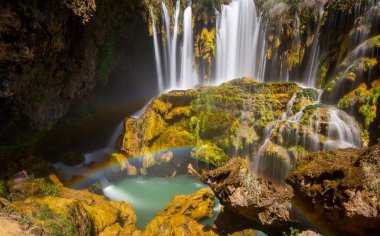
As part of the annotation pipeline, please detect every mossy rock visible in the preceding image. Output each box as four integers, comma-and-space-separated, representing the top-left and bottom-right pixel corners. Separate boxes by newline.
119, 78, 314, 169
191, 144, 228, 167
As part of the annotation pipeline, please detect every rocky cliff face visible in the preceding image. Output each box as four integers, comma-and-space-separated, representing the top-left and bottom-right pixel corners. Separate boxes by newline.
0, 0, 148, 159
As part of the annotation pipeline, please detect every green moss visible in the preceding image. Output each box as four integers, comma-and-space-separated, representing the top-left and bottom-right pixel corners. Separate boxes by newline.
324, 76, 339, 94
37, 204, 54, 220
44, 184, 60, 197
364, 58, 378, 72
339, 81, 380, 127
153, 125, 196, 151
199, 111, 232, 139
191, 144, 228, 167
318, 64, 328, 88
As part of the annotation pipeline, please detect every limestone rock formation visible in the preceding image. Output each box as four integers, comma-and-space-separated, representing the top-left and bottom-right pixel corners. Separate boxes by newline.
114, 78, 311, 175
201, 158, 298, 235
113, 78, 363, 184
286, 144, 380, 235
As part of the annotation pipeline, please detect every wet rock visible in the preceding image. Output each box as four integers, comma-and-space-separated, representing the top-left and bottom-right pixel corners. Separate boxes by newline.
202, 159, 298, 235
286, 144, 380, 235
118, 78, 308, 174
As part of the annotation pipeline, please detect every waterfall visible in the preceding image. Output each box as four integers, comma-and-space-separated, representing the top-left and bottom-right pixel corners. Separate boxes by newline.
326, 108, 362, 149
162, 1, 171, 86
150, 7, 164, 92
180, 6, 199, 88
215, 0, 264, 84
252, 89, 362, 183
170, 0, 181, 88
148, 0, 369, 184
301, 8, 324, 87
151, 1, 198, 91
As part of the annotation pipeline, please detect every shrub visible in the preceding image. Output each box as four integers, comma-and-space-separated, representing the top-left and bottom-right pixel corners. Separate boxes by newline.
37, 204, 54, 220
44, 184, 60, 197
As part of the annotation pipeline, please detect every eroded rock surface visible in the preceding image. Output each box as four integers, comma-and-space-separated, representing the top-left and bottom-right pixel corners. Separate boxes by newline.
287, 144, 380, 235
201, 158, 298, 235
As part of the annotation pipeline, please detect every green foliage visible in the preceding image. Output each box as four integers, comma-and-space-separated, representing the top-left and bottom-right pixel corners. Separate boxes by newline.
44, 184, 60, 197
0, 180, 9, 199
20, 213, 34, 226
37, 204, 54, 220
363, 58, 378, 72
37, 204, 76, 236
191, 144, 228, 167
282, 226, 300, 236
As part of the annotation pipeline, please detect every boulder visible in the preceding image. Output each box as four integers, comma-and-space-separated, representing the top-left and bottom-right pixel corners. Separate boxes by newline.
201, 159, 298, 235
286, 144, 380, 235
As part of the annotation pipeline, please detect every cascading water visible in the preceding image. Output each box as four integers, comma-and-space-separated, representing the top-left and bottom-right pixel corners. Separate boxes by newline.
215, 0, 264, 83
180, 6, 199, 88
302, 8, 325, 87
150, 7, 164, 92
170, 0, 180, 88
150, 1, 198, 91
148, 0, 369, 183
252, 89, 363, 183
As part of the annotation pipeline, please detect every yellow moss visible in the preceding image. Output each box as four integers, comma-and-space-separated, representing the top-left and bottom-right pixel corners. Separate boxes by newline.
267, 47, 272, 60
144, 188, 216, 236
364, 58, 378, 72
110, 153, 128, 170
195, 28, 216, 81
152, 99, 172, 114
164, 106, 192, 120
122, 118, 140, 157
287, 44, 304, 70
151, 126, 196, 151
142, 110, 167, 143
274, 38, 281, 48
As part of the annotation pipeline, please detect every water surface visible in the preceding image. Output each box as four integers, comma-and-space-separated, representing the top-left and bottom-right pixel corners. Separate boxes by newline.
103, 175, 216, 229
